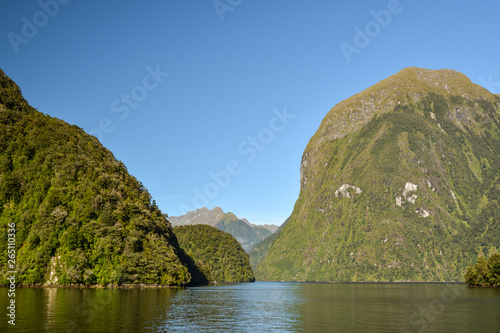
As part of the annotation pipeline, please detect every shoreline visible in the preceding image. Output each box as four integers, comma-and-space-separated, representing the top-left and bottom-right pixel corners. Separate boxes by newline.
0, 283, 189, 289
263, 280, 466, 284
0, 280, 472, 289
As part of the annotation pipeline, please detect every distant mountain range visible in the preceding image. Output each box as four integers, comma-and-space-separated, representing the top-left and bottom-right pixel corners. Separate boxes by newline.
255, 67, 500, 282
169, 207, 278, 251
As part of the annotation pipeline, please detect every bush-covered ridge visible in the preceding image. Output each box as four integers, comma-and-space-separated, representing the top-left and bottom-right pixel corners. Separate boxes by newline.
0, 68, 195, 286
465, 253, 500, 287
174, 225, 255, 283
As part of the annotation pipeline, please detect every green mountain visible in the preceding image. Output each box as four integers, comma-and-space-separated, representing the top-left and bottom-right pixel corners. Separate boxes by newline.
0, 68, 204, 286
169, 207, 278, 251
249, 217, 288, 270
174, 225, 255, 282
256, 67, 500, 282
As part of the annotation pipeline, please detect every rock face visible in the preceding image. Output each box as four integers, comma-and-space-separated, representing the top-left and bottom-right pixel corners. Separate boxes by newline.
255, 67, 500, 282
169, 207, 278, 251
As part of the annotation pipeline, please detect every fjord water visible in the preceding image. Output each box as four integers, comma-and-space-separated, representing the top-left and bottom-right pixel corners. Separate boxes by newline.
1, 283, 499, 332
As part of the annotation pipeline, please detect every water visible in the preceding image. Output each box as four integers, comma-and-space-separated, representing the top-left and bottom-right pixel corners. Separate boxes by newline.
1, 282, 499, 332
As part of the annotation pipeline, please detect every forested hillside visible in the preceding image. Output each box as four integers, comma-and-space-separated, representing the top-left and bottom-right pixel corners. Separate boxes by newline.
0, 68, 199, 286
174, 225, 255, 283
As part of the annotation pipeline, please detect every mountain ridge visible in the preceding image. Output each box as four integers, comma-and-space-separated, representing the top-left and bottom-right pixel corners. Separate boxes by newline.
169, 207, 278, 251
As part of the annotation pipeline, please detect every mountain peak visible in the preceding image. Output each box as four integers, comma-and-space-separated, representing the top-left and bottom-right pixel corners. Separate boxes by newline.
380, 67, 485, 98
339, 67, 487, 126
212, 206, 225, 214
301, 67, 498, 187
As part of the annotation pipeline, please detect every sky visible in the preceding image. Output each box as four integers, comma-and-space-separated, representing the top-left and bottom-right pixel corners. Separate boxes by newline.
1, 1, 499, 226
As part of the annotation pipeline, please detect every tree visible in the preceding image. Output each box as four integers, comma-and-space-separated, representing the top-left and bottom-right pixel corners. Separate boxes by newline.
465, 253, 500, 287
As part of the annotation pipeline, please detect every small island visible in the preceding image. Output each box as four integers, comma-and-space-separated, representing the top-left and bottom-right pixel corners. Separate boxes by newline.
465, 253, 500, 287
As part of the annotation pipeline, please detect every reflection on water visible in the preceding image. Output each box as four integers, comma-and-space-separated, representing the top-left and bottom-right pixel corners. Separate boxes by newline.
298, 283, 500, 332
159, 282, 302, 332
1, 282, 499, 332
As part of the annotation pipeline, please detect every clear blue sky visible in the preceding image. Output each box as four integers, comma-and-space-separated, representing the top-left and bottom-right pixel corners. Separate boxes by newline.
1, 1, 499, 225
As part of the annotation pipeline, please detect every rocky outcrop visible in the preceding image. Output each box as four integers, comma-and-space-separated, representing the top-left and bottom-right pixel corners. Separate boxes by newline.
334, 184, 362, 198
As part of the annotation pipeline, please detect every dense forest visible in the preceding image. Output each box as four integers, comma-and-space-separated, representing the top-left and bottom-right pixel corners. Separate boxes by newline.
174, 225, 255, 283
464, 253, 500, 287
0, 68, 208, 286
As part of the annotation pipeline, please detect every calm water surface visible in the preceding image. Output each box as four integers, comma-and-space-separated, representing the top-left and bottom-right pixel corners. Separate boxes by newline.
1, 282, 499, 332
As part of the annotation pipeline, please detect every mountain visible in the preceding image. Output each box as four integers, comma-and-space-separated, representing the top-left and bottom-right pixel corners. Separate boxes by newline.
169, 207, 278, 251
255, 67, 500, 282
0, 68, 206, 286
174, 225, 255, 282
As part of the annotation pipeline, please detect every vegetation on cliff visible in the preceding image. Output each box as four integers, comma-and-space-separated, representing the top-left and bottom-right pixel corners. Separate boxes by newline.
249, 218, 288, 270
174, 225, 255, 283
256, 68, 500, 282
